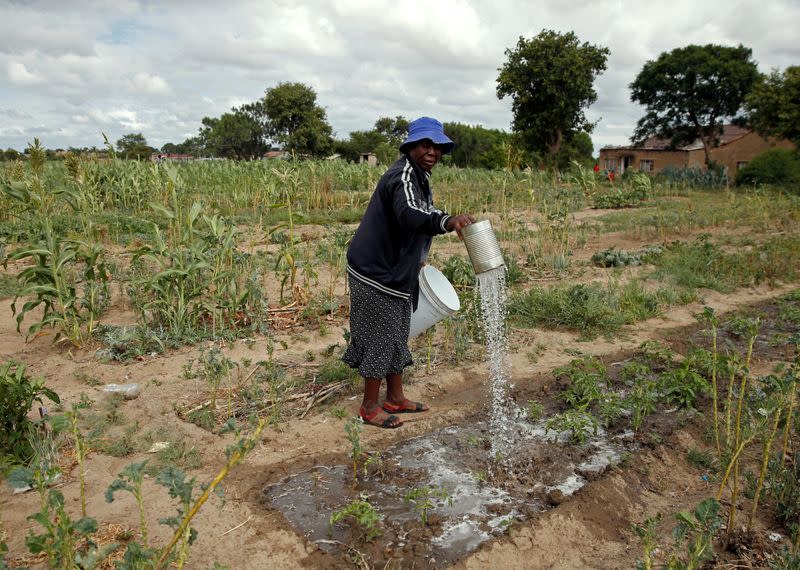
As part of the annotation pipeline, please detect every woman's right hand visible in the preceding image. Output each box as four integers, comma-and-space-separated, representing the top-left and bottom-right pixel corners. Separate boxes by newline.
446, 214, 476, 239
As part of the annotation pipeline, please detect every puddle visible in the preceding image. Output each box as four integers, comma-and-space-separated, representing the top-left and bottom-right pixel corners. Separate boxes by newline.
261, 407, 633, 567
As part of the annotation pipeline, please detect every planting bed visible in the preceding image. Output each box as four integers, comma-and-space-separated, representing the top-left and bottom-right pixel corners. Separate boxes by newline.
1, 170, 799, 569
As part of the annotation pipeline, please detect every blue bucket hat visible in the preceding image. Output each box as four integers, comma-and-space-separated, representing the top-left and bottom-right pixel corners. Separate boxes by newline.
399, 116, 455, 155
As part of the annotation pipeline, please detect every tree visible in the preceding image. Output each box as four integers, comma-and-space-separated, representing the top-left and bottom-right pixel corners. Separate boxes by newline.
443, 123, 511, 169
496, 30, 609, 161
335, 130, 386, 162
254, 82, 334, 156
630, 44, 759, 166
373, 116, 409, 148
116, 133, 153, 159
745, 66, 800, 147
198, 109, 266, 160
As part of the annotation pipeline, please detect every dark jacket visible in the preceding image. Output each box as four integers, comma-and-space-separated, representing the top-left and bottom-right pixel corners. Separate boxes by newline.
347, 155, 451, 308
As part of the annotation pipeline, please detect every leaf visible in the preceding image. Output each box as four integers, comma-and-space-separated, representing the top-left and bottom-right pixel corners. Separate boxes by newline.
6, 466, 35, 489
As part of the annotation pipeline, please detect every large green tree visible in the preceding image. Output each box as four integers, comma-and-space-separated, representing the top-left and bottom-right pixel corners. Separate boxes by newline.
745, 66, 800, 147
496, 30, 609, 160
198, 109, 266, 160
251, 82, 334, 156
443, 122, 511, 169
373, 115, 409, 148
630, 44, 759, 165
116, 133, 153, 160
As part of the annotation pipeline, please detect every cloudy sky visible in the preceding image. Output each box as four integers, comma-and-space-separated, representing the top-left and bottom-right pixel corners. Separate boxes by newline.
1, 0, 798, 154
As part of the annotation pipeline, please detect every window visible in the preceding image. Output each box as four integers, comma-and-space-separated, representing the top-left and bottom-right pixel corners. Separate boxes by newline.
604, 158, 616, 171
639, 159, 654, 173
736, 161, 748, 170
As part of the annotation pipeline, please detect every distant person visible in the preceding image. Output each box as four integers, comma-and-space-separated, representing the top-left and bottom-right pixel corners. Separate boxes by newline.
343, 117, 475, 428
593, 163, 600, 174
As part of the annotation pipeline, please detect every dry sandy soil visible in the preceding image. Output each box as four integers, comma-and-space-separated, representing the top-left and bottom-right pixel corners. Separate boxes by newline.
1, 208, 797, 569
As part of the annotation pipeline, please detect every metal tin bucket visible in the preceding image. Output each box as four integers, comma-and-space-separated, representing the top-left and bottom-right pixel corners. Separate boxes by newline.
461, 220, 505, 274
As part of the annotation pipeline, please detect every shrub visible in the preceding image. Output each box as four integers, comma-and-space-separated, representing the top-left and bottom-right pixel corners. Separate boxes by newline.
736, 148, 800, 187
0, 361, 60, 463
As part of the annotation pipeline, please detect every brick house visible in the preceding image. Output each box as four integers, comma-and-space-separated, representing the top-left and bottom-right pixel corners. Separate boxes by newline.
598, 126, 794, 175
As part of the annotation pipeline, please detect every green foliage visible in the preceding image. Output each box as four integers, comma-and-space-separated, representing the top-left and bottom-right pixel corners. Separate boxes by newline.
554, 355, 607, 409
440, 255, 475, 290
686, 448, 716, 472
660, 364, 710, 410
116, 133, 153, 160
544, 409, 599, 444
746, 65, 800, 147
736, 148, 800, 187
669, 498, 722, 569
509, 280, 671, 339
329, 499, 382, 542
592, 174, 651, 209
656, 166, 728, 189
443, 122, 513, 169
0, 360, 59, 463
106, 461, 150, 547
496, 30, 609, 160
255, 82, 334, 157
630, 44, 759, 165
199, 110, 267, 160
129, 181, 268, 341
344, 417, 364, 481
526, 399, 544, 422
632, 514, 662, 570
404, 485, 453, 526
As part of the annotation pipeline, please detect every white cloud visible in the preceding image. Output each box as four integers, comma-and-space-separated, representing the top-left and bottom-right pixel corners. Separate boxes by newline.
0, 0, 798, 151
129, 72, 171, 95
7, 61, 43, 85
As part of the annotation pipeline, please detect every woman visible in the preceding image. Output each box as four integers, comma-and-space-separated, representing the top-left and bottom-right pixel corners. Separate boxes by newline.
343, 116, 474, 428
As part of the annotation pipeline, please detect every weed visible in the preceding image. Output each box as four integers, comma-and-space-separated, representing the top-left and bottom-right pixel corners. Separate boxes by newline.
329, 499, 382, 542
526, 400, 544, 422
403, 485, 453, 526
544, 409, 599, 444
686, 449, 716, 472
106, 460, 150, 547
632, 514, 661, 570
329, 406, 348, 420
661, 365, 710, 410
0, 360, 60, 463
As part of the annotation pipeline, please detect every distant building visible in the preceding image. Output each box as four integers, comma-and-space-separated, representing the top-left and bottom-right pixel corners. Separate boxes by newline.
359, 152, 378, 167
598, 126, 795, 175
262, 150, 290, 160
151, 153, 194, 162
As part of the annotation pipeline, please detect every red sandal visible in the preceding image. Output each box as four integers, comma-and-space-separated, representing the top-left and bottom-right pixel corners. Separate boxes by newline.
359, 406, 403, 429
382, 399, 429, 414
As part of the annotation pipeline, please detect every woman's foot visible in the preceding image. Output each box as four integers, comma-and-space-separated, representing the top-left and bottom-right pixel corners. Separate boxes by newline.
382, 399, 429, 414
359, 405, 403, 429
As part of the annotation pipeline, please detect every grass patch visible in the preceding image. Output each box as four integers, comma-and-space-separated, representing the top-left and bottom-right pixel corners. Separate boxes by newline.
0, 273, 19, 299
508, 280, 681, 338
649, 234, 800, 292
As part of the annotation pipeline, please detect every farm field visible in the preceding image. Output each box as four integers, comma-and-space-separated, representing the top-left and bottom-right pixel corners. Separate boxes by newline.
1, 153, 799, 569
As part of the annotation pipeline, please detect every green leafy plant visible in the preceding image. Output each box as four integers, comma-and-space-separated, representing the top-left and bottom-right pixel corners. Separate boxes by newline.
632, 514, 661, 570
0, 360, 59, 463
661, 364, 710, 410
668, 498, 722, 569
403, 485, 453, 526
106, 460, 151, 547
344, 417, 364, 482
527, 399, 544, 422
329, 499, 382, 542
544, 409, 599, 444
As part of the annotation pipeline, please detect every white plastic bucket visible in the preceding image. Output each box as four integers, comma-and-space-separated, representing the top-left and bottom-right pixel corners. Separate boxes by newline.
409, 265, 461, 339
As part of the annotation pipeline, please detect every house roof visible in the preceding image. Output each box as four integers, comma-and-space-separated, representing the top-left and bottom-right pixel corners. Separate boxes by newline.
601, 125, 750, 152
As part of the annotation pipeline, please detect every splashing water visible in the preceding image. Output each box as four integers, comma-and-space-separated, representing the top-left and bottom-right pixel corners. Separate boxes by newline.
476, 266, 515, 455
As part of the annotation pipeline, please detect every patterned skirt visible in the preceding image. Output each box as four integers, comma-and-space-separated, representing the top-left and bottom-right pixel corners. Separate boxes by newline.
342, 275, 413, 378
